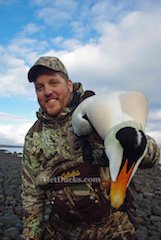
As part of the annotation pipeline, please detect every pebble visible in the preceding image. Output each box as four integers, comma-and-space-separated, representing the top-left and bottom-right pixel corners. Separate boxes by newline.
0, 150, 161, 240
0, 151, 22, 240
134, 166, 161, 239
3, 227, 20, 239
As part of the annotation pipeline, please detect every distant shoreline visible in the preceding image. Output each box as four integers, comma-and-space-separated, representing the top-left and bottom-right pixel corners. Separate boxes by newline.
0, 145, 23, 154
0, 145, 23, 148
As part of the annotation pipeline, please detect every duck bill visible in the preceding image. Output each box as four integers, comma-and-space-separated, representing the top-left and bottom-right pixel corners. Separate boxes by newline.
110, 159, 135, 209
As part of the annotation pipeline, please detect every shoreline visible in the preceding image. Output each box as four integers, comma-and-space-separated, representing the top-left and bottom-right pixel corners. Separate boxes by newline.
0, 148, 23, 156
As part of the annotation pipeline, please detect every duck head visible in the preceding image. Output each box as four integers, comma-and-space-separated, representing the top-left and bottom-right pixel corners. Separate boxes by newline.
105, 121, 147, 209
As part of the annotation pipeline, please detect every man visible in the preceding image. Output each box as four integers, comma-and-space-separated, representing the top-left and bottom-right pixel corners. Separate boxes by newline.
22, 56, 160, 240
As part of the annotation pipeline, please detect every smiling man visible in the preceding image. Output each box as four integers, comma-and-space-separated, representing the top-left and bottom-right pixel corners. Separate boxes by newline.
28, 57, 73, 117
35, 72, 73, 116
22, 56, 160, 240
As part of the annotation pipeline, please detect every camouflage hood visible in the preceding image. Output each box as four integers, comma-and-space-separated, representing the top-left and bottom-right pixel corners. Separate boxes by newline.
36, 82, 85, 124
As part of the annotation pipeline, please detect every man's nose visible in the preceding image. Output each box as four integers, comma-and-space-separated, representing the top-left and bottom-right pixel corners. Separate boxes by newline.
44, 85, 53, 96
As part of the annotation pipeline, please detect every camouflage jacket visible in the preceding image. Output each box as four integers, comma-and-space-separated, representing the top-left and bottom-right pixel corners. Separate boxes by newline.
22, 83, 160, 240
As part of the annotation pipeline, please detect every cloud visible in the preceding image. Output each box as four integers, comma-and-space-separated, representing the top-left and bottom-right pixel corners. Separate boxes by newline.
17, 23, 43, 37
55, 9, 161, 105
35, 0, 77, 29
148, 109, 161, 121
0, 0, 161, 147
146, 108, 161, 147
0, 123, 32, 145
0, 112, 34, 145
0, 37, 48, 97
1, 1, 161, 102
37, 7, 70, 28
0, 63, 30, 96
0, 112, 29, 121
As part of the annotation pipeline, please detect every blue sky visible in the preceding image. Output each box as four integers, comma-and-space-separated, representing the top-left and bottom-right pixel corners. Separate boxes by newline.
0, 0, 161, 149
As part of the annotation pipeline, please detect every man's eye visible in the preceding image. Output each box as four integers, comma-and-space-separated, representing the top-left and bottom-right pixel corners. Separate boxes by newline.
35, 85, 43, 91
51, 81, 59, 86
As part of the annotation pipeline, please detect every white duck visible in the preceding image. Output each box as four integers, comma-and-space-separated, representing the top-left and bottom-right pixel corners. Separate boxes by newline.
72, 91, 148, 209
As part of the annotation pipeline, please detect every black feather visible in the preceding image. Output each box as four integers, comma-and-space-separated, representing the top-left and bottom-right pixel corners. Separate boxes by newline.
116, 127, 147, 172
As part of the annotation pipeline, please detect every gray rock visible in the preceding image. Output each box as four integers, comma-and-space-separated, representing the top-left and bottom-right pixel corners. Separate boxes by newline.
0, 214, 20, 226
4, 187, 16, 196
14, 206, 23, 216
3, 227, 20, 239
0, 194, 5, 204
148, 234, 161, 240
151, 206, 161, 216
150, 215, 161, 223
143, 192, 155, 197
136, 225, 148, 240
0, 228, 4, 234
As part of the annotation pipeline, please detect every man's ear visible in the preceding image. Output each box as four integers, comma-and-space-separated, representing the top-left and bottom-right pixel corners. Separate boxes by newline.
67, 79, 73, 93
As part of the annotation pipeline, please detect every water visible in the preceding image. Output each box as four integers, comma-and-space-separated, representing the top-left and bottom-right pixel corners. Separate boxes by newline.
0, 146, 23, 154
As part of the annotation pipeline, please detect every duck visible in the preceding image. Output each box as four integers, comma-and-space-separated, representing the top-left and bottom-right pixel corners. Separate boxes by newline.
72, 91, 148, 209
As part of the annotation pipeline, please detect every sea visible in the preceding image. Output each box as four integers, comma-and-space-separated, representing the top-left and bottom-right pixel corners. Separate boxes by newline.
0, 146, 23, 154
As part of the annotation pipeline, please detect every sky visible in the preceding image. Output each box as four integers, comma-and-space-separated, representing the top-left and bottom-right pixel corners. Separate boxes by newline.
0, 0, 161, 150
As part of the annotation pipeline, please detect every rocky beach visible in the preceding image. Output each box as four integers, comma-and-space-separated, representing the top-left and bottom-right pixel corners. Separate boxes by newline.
0, 150, 160, 240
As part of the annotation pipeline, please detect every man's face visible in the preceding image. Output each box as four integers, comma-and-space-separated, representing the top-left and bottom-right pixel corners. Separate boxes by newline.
35, 73, 73, 117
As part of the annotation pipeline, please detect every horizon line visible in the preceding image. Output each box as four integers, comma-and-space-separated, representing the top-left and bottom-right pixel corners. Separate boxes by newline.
0, 145, 23, 148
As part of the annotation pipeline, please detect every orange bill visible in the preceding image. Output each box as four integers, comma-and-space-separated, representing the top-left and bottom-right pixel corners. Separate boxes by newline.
110, 159, 135, 209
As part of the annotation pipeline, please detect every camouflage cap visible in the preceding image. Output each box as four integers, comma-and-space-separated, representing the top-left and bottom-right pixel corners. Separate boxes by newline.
28, 56, 69, 82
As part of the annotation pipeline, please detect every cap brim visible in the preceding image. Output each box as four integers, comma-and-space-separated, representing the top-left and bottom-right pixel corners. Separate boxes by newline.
28, 65, 52, 82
